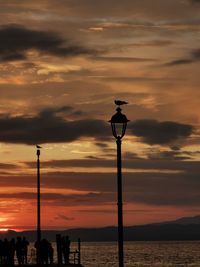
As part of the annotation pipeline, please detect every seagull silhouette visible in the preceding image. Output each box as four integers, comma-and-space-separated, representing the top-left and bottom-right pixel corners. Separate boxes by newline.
36, 145, 42, 149
114, 100, 128, 106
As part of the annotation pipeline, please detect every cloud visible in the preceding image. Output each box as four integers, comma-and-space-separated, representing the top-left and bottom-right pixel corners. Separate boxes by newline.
0, 108, 194, 146
54, 214, 74, 221
30, 0, 200, 21
0, 191, 112, 207
2, 167, 200, 206
190, 0, 200, 3
0, 107, 109, 145
166, 59, 193, 66
107, 40, 174, 52
0, 163, 20, 169
95, 142, 109, 148
99, 76, 183, 83
192, 48, 200, 59
124, 171, 200, 206
1, 156, 200, 208
129, 119, 193, 145
166, 48, 200, 66
24, 159, 116, 169
92, 56, 155, 62
0, 25, 94, 62
147, 149, 193, 161
23, 152, 200, 175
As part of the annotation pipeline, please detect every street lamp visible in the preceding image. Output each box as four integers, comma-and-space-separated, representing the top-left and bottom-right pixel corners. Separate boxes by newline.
36, 145, 41, 264
109, 104, 129, 267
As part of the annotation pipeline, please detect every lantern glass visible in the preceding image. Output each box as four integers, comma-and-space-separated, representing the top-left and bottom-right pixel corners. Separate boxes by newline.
111, 122, 126, 139
109, 107, 129, 139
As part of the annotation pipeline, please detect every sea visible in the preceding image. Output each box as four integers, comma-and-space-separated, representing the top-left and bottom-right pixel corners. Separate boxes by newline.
29, 241, 200, 267
75, 241, 200, 267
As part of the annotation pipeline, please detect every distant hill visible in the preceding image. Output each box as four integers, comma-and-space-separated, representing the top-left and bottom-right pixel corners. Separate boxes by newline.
1, 215, 200, 242
160, 215, 200, 225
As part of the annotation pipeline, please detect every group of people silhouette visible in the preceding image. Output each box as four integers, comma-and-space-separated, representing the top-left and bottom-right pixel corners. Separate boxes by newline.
34, 239, 54, 265
0, 235, 72, 266
0, 237, 29, 266
61, 236, 70, 265
56, 235, 71, 265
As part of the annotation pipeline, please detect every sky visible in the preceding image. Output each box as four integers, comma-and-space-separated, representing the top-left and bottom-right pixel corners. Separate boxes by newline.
0, 0, 199, 231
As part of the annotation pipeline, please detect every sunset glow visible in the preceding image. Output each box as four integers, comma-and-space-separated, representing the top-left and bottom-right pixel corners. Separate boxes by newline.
0, 1, 199, 231
0, 229, 8, 232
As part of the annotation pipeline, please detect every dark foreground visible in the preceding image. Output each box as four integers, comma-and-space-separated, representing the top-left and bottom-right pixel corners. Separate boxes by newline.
18, 265, 83, 267
3, 265, 83, 267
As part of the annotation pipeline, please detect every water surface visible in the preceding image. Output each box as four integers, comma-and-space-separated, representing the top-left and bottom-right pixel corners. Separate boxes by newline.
78, 241, 200, 267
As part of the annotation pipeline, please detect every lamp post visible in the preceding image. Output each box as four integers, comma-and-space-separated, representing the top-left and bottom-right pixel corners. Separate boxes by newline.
109, 104, 129, 267
36, 145, 41, 264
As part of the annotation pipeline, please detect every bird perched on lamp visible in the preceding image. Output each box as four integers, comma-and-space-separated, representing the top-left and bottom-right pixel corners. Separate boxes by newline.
36, 145, 42, 149
114, 100, 128, 106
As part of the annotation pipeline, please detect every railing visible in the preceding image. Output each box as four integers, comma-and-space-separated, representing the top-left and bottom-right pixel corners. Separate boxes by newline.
69, 238, 81, 265
56, 235, 81, 266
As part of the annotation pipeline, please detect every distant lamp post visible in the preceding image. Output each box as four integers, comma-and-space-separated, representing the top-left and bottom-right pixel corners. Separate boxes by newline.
36, 145, 42, 264
109, 102, 129, 267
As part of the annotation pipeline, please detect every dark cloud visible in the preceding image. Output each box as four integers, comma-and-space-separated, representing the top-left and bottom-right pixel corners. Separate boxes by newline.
166, 48, 200, 66
192, 48, 200, 59
124, 171, 200, 206
100, 76, 182, 83
92, 56, 155, 62
0, 0, 198, 21
166, 59, 193, 66
0, 191, 112, 207
95, 142, 109, 148
0, 106, 194, 146
78, 209, 115, 214
77, 208, 154, 214
2, 167, 200, 206
24, 155, 180, 170
0, 25, 94, 62
123, 152, 142, 160
147, 150, 192, 161
1, 155, 200, 207
111, 40, 174, 51
54, 215, 74, 221
0, 107, 109, 145
190, 0, 200, 3
24, 159, 116, 169
0, 163, 20, 169
36, 0, 200, 22
129, 119, 193, 145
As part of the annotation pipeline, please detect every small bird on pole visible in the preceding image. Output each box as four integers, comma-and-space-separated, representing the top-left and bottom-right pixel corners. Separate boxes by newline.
36, 145, 42, 149
114, 100, 128, 106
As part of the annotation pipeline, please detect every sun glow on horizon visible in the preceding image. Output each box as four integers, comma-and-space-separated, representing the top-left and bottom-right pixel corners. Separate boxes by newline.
0, 228, 9, 232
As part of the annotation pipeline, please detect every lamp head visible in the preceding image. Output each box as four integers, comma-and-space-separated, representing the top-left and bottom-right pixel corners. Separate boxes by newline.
109, 107, 129, 139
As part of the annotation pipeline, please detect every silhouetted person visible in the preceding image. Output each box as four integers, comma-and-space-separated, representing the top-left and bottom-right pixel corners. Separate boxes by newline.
34, 240, 41, 265
62, 236, 70, 265
8, 238, 15, 266
48, 242, 53, 265
16, 237, 23, 265
0, 239, 3, 265
22, 237, 29, 264
40, 239, 49, 265
56, 235, 62, 265
3, 238, 9, 265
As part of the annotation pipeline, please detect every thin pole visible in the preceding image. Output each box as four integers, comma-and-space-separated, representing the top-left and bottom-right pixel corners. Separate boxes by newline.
78, 238, 81, 265
116, 137, 124, 267
37, 149, 41, 263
